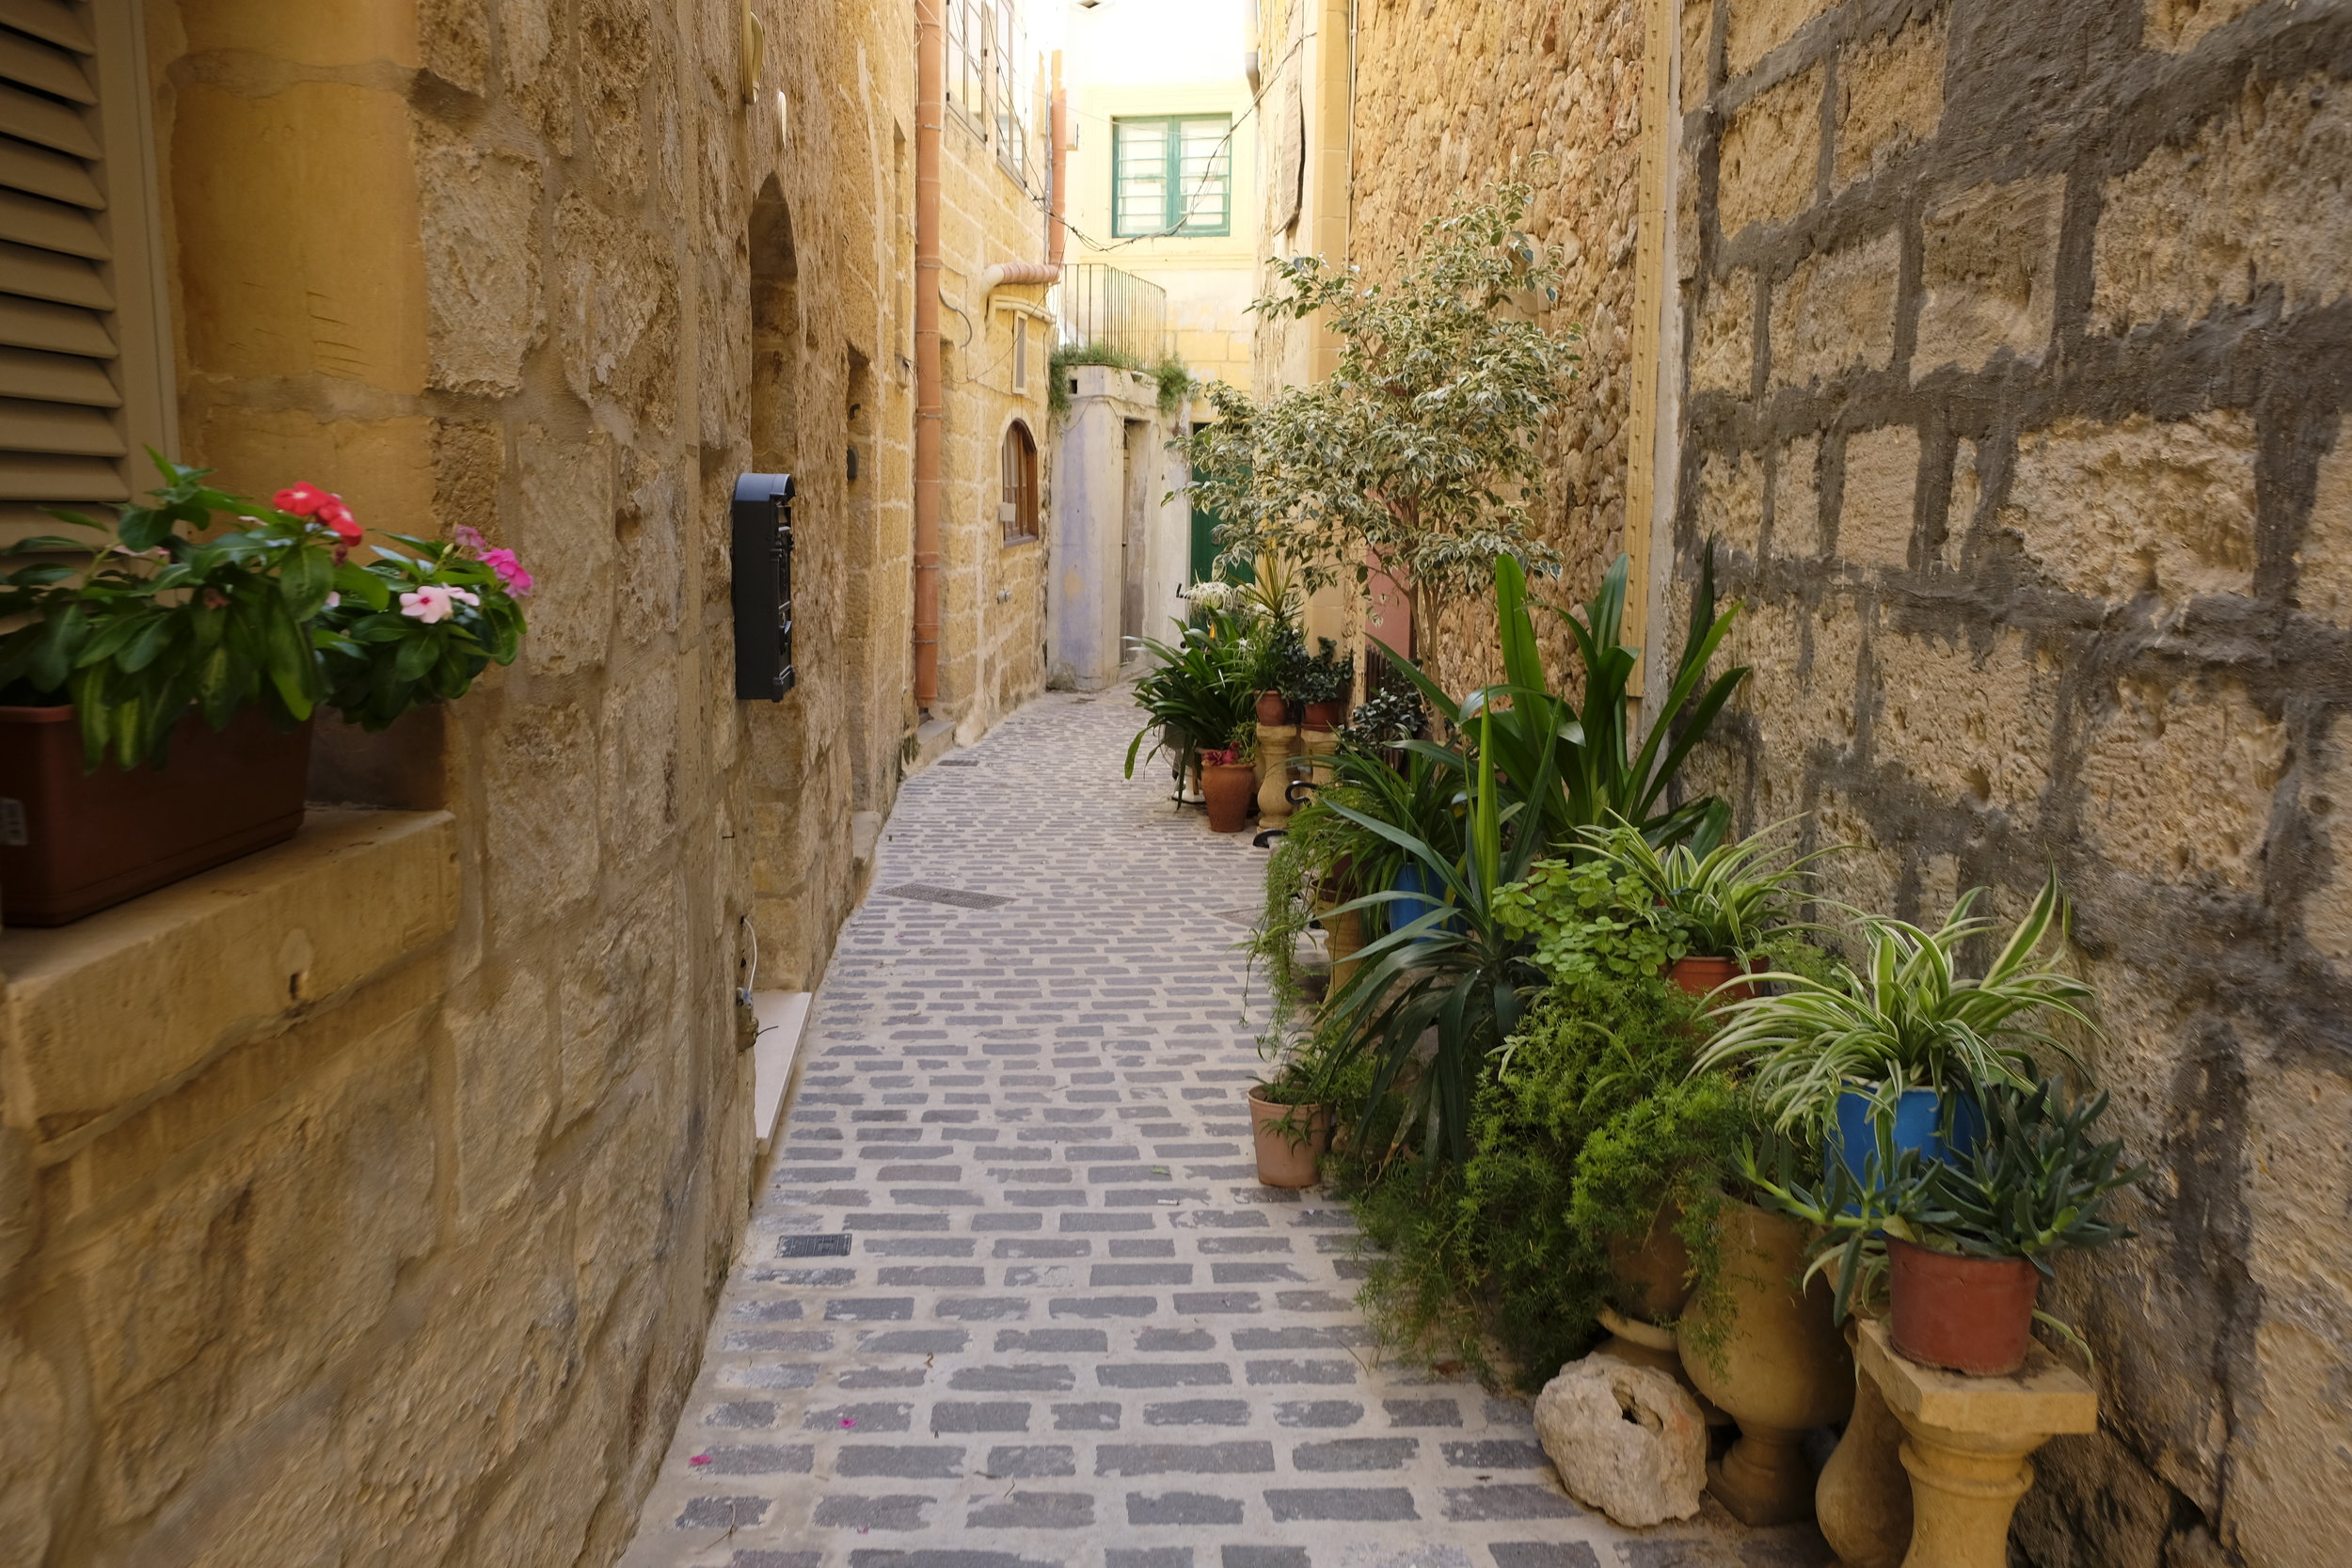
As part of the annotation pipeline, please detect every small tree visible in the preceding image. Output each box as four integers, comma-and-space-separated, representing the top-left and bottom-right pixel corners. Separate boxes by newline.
1181, 180, 1579, 617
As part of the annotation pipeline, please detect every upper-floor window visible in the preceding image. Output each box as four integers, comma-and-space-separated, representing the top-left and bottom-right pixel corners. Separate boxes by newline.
1111, 116, 1231, 238
1000, 420, 1038, 544
946, 0, 988, 135
993, 3, 1031, 187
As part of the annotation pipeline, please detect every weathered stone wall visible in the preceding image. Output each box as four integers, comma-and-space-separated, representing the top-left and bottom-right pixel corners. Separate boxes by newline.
0, 3, 916, 1565
1669, 1, 2352, 1561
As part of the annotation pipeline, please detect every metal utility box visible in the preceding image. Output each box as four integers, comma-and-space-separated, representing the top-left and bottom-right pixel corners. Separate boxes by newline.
731, 471, 797, 701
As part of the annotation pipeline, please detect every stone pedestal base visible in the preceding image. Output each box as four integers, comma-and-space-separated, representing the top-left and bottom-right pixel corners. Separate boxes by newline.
1255, 723, 1300, 824
1854, 1319, 2096, 1568
1818, 1322, 1912, 1568
1707, 1421, 1819, 1526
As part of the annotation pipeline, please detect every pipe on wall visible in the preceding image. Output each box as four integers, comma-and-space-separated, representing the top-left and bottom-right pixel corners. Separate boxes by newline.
1049, 52, 1069, 268
914, 0, 945, 709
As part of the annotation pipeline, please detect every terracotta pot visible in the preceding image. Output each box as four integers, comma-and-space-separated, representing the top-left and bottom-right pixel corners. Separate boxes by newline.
1300, 699, 1345, 731
1888, 1238, 2041, 1376
1816, 1320, 1913, 1568
1668, 955, 1762, 1004
1248, 1085, 1332, 1187
0, 702, 311, 927
1679, 1198, 1855, 1526
1607, 1212, 1693, 1323
1256, 690, 1292, 725
1202, 762, 1257, 832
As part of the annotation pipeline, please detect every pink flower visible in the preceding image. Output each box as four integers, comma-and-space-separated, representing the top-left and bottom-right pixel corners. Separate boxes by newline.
316, 498, 362, 543
481, 546, 534, 596
449, 586, 481, 608
400, 585, 457, 624
453, 524, 487, 553
325, 592, 341, 609
274, 482, 329, 516
839, 1417, 856, 1429
688, 1454, 711, 1468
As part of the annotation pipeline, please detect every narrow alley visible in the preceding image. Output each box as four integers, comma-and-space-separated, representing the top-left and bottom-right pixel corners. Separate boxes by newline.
618, 692, 1807, 1568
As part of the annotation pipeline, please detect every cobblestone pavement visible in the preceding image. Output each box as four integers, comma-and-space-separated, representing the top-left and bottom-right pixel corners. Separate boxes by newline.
621, 689, 1820, 1568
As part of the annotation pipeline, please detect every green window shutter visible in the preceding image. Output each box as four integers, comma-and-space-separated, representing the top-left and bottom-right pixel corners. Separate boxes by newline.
1111, 115, 1231, 238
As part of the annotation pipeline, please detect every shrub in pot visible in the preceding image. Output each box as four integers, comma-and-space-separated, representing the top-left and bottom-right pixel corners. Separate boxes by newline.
1696, 876, 2096, 1189
1281, 635, 1354, 730
0, 460, 531, 924
1126, 610, 1260, 803
1576, 817, 1829, 1002
1746, 1078, 2142, 1376
1199, 732, 1258, 832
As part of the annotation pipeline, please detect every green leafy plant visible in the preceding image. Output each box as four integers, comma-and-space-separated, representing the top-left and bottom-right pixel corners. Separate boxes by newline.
1745, 1079, 2143, 1353
1378, 549, 1748, 856
1493, 856, 1692, 991
1180, 179, 1581, 614
0, 458, 529, 768
1575, 816, 1829, 960
1695, 876, 2097, 1137
1278, 635, 1353, 705
1049, 340, 1193, 417
1340, 686, 1425, 750
1123, 621, 1259, 790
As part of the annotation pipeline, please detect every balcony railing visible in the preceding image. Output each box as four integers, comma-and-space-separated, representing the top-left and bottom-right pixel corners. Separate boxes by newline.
1051, 263, 1170, 362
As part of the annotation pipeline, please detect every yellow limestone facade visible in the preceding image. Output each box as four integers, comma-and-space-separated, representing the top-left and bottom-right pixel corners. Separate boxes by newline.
1258, 1, 2352, 1564
0, 3, 1055, 1564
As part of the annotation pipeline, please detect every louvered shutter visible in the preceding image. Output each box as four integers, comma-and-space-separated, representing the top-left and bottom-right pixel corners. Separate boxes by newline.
0, 0, 169, 542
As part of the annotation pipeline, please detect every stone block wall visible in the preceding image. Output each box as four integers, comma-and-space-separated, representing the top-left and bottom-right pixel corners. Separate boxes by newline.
0, 3, 917, 1565
1668, 1, 2352, 1561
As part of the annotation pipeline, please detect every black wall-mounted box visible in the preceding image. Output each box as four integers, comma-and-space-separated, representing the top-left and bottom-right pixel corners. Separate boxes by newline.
731, 471, 796, 701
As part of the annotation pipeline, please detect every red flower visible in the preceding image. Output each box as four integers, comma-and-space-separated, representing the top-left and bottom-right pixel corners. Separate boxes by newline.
316, 499, 362, 543
274, 482, 330, 516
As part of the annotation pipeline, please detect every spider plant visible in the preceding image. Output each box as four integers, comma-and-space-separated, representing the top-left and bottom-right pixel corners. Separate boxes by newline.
1317, 695, 1554, 1172
1123, 621, 1259, 792
1376, 546, 1748, 854
1694, 875, 2097, 1138
1576, 816, 1832, 960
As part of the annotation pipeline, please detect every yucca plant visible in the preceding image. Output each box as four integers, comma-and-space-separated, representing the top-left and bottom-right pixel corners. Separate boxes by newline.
1376, 547, 1747, 855
1694, 876, 2097, 1137
1577, 816, 1831, 960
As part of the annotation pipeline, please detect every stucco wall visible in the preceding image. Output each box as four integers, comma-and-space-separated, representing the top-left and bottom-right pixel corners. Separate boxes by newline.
1666, 1, 2351, 1562
0, 3, 917, 1564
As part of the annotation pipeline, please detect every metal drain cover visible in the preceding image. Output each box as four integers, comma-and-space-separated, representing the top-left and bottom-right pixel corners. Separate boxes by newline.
879, 883, 1011, 910
935, 756, 980, 767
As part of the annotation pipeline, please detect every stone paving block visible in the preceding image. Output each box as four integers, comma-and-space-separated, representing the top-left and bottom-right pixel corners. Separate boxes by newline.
618, 693, 1785, 1568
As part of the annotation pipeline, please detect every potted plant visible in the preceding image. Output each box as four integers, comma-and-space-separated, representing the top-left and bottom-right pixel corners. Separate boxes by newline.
1338, 685, 1426, 766
1124, 617, 1258, 803
0, 460, 530, 925
1694, 876, 2096, 1188
1747, 1078, 2142, 1376
1248, 1029, 1345, 1188
1200, 725, 1259, 832
1286, 636, 1354, 730
1577, 817, 1829, 1001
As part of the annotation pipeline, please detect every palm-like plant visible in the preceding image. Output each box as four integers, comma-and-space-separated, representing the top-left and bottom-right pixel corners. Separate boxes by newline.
1694, 876, 2097, 1137
1577, 816, 1830, 960
1377, 548, 1747, 854
1123, 623, 1259, 792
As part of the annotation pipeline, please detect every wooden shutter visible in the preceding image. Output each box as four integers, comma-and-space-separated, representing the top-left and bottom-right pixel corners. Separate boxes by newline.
0, 0, 170, 543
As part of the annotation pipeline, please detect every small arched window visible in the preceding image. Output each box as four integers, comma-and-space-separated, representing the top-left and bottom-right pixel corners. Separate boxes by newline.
1000, 420, 1040, 544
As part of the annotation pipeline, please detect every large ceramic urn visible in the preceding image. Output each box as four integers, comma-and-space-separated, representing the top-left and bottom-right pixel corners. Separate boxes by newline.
1678, 1198, 1854, 1526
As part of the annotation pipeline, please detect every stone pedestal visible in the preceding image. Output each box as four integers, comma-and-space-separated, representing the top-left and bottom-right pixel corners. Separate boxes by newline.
1817, 1320, 1912, 1568
1255, 723, 1301, 824
1855, 1319, 2096, 1568
1297, 726, 1340, 789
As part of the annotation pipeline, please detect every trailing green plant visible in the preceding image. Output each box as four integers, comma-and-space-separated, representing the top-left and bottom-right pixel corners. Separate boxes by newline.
1049, 339, 1193, 417
1378, 548, 1747, 858
1493, 856, 1693, 993
0, 457, 529, 768
1695, 875, 2098, 1138
1180, 179, 1581, 614
1122, 620, 1259, 791
1744, 1078, 2142, 1360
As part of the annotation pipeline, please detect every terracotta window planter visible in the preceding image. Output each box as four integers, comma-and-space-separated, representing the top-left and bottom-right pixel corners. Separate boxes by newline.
0, 703, 312, 927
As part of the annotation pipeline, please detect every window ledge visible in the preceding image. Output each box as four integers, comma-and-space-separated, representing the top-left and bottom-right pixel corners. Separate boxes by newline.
0, 808, 458, 1152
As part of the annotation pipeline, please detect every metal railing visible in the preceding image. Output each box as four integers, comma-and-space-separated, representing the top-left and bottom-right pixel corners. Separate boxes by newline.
1051, 263, 1170, 361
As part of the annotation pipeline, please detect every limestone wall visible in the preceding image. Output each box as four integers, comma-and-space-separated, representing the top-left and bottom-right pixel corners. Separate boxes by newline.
0, 2, 917, 1564
1666, 1, 2352, 1561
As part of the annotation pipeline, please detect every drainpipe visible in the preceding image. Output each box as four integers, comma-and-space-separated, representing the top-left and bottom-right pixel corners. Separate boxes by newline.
978, 261, 1061, 297
914, 0, 945, 709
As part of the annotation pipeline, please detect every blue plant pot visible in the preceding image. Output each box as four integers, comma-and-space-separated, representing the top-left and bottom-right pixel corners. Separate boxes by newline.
1389, 863, 1467, 938
1827, 1085, 1985, 1195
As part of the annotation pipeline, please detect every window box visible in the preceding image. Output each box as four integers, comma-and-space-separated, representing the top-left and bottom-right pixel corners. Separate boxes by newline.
0, 702, 311, 927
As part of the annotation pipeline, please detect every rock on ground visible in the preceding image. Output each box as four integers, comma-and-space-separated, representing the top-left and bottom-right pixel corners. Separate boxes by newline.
1534, 1353, 1708, 1528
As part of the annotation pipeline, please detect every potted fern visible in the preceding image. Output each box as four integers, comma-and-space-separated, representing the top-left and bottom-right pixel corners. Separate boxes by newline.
0, 459, 530, 924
